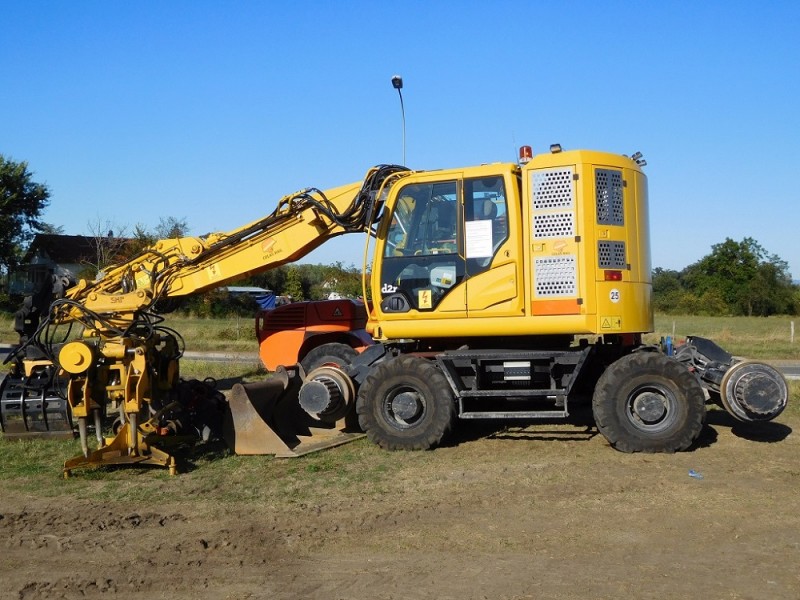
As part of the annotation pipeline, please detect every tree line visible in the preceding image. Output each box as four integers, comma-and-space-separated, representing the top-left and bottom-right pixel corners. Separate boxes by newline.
653, 237, 798, 316
0, 153, 50, 275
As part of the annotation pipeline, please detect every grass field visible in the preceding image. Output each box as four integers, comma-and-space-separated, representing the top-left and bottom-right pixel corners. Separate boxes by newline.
650, 314, 799, 359
2, 311, 798, 359
1, 379, 798, 501
1, 378, 799, 599
0, 312, 259, 352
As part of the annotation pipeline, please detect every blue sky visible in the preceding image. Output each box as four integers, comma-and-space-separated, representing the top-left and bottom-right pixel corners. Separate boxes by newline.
3, 1, 799, 278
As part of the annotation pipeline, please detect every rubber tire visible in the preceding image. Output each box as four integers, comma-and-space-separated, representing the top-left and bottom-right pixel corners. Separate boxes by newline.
300, 343, 357, 373
356, 355, 455, 451
592, 352, 706, 453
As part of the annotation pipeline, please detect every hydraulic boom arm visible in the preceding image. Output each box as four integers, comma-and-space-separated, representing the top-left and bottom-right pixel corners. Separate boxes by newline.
55, 164, 409, 330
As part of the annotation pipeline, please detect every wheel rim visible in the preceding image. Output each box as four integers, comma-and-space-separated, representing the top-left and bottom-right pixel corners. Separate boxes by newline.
382, 385, 427, 430
624, 383, 680, 433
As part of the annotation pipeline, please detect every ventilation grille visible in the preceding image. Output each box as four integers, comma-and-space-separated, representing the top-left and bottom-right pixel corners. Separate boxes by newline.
596, 169, 624, 225
533, 212, 574, 239
260, 304, 307, 330
598, 241, 626, 269
532, 168, 574, 210
535, 256, 577, 297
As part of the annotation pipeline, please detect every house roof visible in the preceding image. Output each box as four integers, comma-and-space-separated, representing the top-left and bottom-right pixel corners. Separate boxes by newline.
223, 286, 272, 295
23, 234, 128, 265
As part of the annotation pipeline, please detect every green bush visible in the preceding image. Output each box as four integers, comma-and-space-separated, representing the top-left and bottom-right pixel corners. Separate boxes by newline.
179, 290, 260, 318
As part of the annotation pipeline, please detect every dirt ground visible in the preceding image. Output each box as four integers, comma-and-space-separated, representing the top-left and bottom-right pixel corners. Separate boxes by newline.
2, 403, 799, 600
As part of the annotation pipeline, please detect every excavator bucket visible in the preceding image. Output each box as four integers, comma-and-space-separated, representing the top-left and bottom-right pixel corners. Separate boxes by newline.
223, 366, 363, 457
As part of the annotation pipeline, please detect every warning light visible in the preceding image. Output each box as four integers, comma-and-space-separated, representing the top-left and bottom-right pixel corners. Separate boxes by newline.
604, 270, 623, 281
519, 146, 532, 164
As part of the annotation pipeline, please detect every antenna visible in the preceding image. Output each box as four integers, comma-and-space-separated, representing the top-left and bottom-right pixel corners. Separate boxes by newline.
391, 75, 405, 165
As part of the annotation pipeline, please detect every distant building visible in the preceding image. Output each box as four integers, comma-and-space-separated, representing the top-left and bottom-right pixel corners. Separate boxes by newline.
9, 234, 130, 295
222, 286, 272, 297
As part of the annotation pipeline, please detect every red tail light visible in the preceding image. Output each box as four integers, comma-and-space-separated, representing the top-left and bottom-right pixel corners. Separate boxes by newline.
604, 270, 623, 281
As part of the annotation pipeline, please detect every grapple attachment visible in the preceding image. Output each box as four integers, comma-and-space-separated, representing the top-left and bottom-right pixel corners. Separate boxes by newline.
0, 361, 74, 440
223, 365, 363, 457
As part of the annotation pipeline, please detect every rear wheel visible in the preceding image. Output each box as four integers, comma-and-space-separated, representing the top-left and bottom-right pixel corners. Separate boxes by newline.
592, 352, 706, 453
356, 355, 455, 450
300, 343, 357, 373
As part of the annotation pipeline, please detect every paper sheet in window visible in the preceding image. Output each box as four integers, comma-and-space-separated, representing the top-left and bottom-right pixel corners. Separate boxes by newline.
465, 220, 493, 258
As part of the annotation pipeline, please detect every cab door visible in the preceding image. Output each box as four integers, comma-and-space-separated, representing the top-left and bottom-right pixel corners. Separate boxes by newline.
463, 173, 522, 317
377, 175, 467, 317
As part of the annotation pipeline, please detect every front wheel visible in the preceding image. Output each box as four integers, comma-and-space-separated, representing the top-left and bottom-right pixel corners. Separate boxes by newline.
356, 355, 455, 451
592, 352, 706, 453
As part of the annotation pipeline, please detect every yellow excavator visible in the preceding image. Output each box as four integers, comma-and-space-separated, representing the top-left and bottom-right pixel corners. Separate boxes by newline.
0, 148, 789, 474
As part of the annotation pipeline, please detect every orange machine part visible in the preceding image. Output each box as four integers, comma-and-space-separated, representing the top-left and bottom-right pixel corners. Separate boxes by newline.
530, 299, 582, 316
256, 299, 369, 370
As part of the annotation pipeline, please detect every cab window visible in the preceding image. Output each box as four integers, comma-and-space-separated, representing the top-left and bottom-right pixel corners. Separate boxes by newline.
464, 176, 508, 274
381, 181, 463, 312
384, 182, 458, 257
